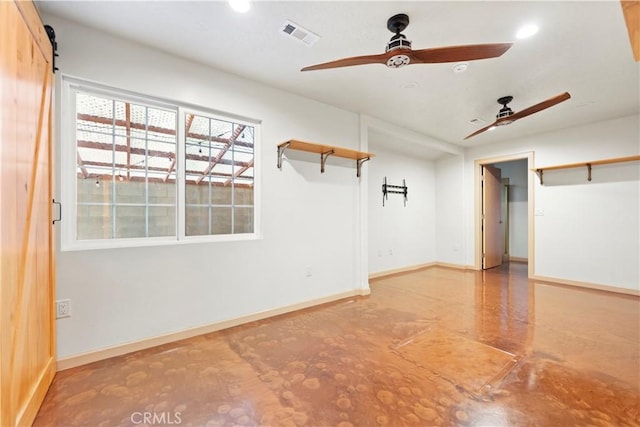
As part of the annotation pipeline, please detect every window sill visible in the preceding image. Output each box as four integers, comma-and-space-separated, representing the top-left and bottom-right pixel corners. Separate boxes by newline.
60, 233, 262, 252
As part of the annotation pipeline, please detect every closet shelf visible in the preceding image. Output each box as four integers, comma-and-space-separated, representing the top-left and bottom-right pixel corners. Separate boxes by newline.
533, 155, 640, 185
277, 139, 374, 177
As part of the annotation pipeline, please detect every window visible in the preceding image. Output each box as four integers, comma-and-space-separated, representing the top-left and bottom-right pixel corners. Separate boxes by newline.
62, 79, 259, 250
184, 113, 255, 236
75, 92, 178, 240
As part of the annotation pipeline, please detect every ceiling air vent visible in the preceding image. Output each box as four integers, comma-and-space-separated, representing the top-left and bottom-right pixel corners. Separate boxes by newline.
280, 20, 320, 46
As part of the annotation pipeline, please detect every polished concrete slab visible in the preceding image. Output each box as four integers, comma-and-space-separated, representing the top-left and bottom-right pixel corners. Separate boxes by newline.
392, 328, 519, 397
34, 263, 640, 426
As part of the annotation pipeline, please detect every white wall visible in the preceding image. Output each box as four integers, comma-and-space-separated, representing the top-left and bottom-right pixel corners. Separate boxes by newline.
435, 154, 466, 266
493, 159, 528, 259
47, 15, 367, 359
461, 115, 640, 291
368, 143, 437, 274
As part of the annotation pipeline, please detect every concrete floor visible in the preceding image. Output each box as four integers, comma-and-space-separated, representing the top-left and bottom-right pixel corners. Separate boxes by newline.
34, 263, 639, 426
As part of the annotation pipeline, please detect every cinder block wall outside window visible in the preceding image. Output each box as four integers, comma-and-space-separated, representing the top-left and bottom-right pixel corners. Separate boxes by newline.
76, 179, 253, 239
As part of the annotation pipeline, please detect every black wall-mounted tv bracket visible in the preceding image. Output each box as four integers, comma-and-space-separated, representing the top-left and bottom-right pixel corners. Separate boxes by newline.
382, 177, 408, 207
44, 25, 59, 73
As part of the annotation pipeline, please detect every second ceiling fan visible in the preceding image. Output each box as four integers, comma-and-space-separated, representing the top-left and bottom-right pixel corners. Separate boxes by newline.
465, 92, 572, 140
302, 13, 513, 72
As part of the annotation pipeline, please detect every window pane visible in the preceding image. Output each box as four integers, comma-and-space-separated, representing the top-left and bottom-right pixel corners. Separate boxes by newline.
185, 205, 209, 236
185, 180, 208, 204
234, 207, 253, 234
115, 206, 146, 238
234, 182, 253, 205
115, 177, 145, 204
75, 90, 177, 240
184, 113, 254, 236
211, 207, 232, 235
77, 174, 112, 203
211, 181, 232, 205
148, 206, 176, 237
148, 179, 176, 204
77, 204, 112, 240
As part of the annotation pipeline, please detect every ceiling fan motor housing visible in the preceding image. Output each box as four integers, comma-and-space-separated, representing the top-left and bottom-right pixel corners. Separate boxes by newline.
385, 13, 412, 68
497, 107, 514, 119
387, 54, 411, 68
386, 33, 412, 52
496, 96, 515, 125
386, 35, 412, 67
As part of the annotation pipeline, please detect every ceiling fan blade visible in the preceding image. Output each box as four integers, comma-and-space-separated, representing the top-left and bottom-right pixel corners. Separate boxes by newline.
301, 53, 389, 71
509, 92, 571, 121
409, 43, 513, 64
621, 0, 640, 61
464, 122, 499, 140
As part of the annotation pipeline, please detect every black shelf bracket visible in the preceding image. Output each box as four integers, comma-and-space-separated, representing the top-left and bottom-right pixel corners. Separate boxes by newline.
356, 157, 371, 178
320, 149, 335, 173
277, 141, 291, 170
537, 163, 594, 186
277, 140, 373, 177
382, 176, 408, 207
535, 169, 544, 185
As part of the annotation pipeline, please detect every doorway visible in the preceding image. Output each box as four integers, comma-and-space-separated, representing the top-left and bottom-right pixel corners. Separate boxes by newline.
475, 153, 534, 277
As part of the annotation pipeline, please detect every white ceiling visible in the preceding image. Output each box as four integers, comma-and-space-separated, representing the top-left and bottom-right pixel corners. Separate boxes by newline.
38, 1, 639, 150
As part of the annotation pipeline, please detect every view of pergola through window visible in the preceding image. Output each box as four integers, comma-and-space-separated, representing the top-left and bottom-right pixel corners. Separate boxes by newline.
75, 91, 254, 241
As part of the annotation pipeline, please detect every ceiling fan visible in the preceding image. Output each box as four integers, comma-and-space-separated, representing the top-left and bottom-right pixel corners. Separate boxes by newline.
464, 92, 572, 140
301, 13, 513, 71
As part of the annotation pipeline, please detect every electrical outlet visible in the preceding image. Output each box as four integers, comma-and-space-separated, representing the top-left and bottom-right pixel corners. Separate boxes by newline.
56, 299, 71, 319
304, 266, 312, 277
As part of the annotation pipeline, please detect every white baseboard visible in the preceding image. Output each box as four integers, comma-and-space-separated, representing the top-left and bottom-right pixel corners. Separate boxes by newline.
509, 256, 528, 263
368, 262, 436, 279
434, 262, 478, 271
57, 288, 369, 371
368, 262, 479, 280
532, 275, 640, 297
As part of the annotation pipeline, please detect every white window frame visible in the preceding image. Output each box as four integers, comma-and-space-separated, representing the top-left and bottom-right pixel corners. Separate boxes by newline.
60, 77, 261, 251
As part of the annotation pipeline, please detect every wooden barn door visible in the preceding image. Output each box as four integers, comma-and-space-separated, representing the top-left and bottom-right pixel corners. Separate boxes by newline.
1, 1, 56, 426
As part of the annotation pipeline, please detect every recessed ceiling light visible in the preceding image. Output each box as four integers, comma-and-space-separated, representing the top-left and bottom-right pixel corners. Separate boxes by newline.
452, 63, 468, 73
229, 0, 250, 13
516, 24, 538, 39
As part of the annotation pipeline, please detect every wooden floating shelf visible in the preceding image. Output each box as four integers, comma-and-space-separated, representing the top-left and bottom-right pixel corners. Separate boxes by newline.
533, 155, 640, 185
277, 139, 374, 177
